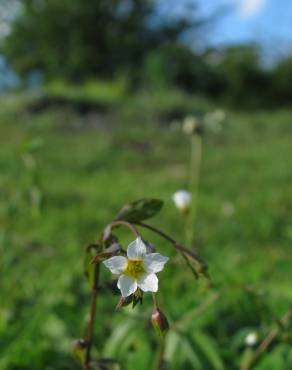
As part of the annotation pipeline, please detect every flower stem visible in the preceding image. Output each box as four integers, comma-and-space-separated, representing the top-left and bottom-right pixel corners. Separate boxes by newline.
186, 133, 202, 247
107, 220, 140, 238
133, 221, 207, 281
156, 338, 166, 370
84, 258, 101, 369
240, 309, 292, 370
152, 292, 158, 309
133, 221, 202, 262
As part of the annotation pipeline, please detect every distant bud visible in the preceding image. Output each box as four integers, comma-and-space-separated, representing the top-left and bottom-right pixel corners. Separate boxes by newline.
115, 295, 133, 310
245, 332, 258, 347
72, 338, 87, 350
172, 190, 192, 215
151, 308, 169, 338
72, 339, 87, 363
182, 115, 203, 135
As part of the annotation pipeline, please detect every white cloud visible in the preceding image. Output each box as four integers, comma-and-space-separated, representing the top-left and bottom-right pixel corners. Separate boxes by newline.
238, 0, 266, 18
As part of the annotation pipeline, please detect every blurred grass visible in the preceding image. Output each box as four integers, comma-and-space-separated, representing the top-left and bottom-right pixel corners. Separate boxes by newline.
0, 91, 292, 369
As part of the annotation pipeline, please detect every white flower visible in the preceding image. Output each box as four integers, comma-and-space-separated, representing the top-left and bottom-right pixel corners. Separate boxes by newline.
103, 237, 169, 297
245, 332, 258, 346
182, 115, 200, 135
204, 109, 226, 133
172, 190, 192, 214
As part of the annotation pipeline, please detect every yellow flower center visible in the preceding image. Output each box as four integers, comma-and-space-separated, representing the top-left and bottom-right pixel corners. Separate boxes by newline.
124, 260, 145, 279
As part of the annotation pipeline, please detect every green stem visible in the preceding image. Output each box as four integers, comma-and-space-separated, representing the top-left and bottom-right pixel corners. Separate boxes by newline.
107, 220, 140, 238
84, 263, 100, 370
186, 133, 202, 247
152, 292, 158, 309
133, 221, 204, 264
156, 338, 166, 370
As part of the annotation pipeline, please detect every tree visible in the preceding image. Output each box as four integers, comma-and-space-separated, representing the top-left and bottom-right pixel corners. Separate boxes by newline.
3, 0, 202, 82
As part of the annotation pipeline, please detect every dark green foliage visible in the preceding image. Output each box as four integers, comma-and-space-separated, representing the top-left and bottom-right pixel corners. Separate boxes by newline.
4, 1, 292, 108
3, 0, 199, 81
115, 198, 163, 223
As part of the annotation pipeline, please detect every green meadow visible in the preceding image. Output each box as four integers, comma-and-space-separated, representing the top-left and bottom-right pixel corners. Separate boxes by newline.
1, 92, 292, 369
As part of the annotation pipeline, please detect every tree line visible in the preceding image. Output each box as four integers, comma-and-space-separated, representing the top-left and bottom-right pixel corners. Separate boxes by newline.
2, 0, 292, 108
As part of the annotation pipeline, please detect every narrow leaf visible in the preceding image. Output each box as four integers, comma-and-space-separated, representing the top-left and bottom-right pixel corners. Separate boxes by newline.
115, 199, 163, 223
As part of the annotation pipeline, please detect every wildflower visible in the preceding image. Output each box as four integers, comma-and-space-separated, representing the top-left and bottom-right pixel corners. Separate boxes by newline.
182, 115, 202, 135
204, 109, 226, 133
172, 190, 192, 214
245, 332, 258, 347
103, 237, 168, 297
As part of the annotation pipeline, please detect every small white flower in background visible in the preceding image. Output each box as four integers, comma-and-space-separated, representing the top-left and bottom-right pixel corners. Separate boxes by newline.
172, 190, 192, 214
204, 109, 226, 133
213, 109, 226, 123
245, 332, 258, 347
103, 237, 168, 297
182, 115, 200, 135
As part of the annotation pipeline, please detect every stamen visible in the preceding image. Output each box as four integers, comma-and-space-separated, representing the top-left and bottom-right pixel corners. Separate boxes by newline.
124, 260, 145, 279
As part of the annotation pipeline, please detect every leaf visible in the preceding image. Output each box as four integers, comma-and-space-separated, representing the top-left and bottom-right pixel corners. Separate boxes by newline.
90, 358, 120, 370
103, 321, 137, 357
181, 335, 203, 369
165, 332, 202, 369
191, 330, 225, 370
115, 199, 163, 223
165, 331, 181, 363
17, 137, 44, 155
177, 247, 209, 280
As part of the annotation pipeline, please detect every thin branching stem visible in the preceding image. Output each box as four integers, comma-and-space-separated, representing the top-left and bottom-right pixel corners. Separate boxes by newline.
240, 308, 292, 370
133, 221, 203, 262
83, 220, 138, 369
186, 133, 202, 246
152, 292, 158, 309
107, 220, 140, 237
84, 264, 100, 370
133, 221, 207, 280
157, 338, 166, 370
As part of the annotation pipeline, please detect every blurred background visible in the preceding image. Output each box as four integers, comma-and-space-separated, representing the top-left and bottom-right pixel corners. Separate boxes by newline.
1, 1, 292, 369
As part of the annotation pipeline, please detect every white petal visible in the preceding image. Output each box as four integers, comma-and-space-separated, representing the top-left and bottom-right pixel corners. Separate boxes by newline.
117, 275, 137, 297
137, 273, 158, 292
127, 237, 147, 260
103, 256, 127, 274
144, 253, 169, 273
172, 190, 192, 208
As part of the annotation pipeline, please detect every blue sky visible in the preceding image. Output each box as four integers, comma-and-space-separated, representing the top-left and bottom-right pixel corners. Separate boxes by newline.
199, 0, 292, 55
161, 0, 292, 57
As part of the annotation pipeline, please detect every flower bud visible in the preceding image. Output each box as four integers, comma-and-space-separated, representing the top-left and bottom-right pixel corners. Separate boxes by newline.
115, 295, 133, 310
172, 190, 192, 215
182, 115, 203, 135
245, 332, 258, 347
72, 338, 87, 350
72, 339, 87, 363
151, 308, 169, 338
